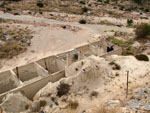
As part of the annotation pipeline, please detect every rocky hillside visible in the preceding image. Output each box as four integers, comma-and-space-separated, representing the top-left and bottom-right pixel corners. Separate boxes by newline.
1, 55, 150, 113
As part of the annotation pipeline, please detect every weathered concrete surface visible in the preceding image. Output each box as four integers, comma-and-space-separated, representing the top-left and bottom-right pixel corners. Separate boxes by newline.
13, 63, 40, 82
0, 71, 20, 94
0, 92, 31, 113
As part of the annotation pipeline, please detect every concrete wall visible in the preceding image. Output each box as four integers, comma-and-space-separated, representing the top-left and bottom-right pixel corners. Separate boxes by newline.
34, 62, 49, 77
0, 39, 122, 103
36, 55, 59, 74
76, 44, 89, 54
36, 55, 66, 73
0, 71, 20, 94
0, 70, 65, 102
90, 39, 107, 51
16, 70, 65, 100
89, 45, 105, 56
56, 59, 66, 71
100, 48, 122, 57
13, 63, 39, 82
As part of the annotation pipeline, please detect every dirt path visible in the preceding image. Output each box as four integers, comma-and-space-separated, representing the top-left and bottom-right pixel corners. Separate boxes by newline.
0, 13, 133, 72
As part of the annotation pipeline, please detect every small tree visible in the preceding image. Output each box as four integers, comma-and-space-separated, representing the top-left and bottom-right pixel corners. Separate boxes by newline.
135, 23, 150, 39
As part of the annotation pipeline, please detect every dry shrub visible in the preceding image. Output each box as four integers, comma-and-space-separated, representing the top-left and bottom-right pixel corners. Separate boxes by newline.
68, 99, 79, 109
39, 100, 46, 107
0, 42, 26, 59
94, 104, 118, 113
57, 83, 70, 97
92, 100, 119, 113
66, 109, 78, 113
135, 54, 149, 61
90, 91, 99, 97
109, 62, 121, 70
135, 23, 150, 39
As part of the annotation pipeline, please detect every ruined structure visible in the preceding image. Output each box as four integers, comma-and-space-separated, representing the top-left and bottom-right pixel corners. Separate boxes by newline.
0, 38, 122, 103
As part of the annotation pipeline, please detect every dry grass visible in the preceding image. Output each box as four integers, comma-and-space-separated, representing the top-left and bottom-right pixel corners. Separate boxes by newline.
0, 25, 32, 59
66, 109, 78, 113
94, 104, 118, 113
0, 42, 26, 59
92, 100, 120, 113
68, 99, 79, 110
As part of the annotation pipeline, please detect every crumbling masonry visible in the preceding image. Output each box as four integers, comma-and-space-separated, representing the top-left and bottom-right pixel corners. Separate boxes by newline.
0, 38, 122, 103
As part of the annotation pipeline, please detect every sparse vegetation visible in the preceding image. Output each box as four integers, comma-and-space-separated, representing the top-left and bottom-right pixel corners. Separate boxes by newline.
80, 1, 85, 4
36, 1, 44, 8
135, 54, 149, 61
104, 0, 110, 4
119, 6, 124, 10
68, 99, 79, 109
97, 0, 102, 2
90, 91, 99, 97
82, 7, 89, 13
0, 42, 26, 59
134, 0, 142, 4
135, 23, 150, 39
39, 100, 46, 107
79, 19, 86, 24
109, 61, 121, 70
127, 19, 134, 26
99, 20, 114, 26
0, 25, 32, 59
122, 49, 134, 56
94, 103, 118, 113
57, 83, 70, 97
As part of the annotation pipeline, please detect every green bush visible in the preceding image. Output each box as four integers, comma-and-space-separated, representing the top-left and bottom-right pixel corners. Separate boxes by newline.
135, 54, 149, 61
127, 19, 134, 26
37, 1, 44, 8
112, 38, 122, 46
104, 0, 110, 4
82, 7, 88, 13
135, 23, 150, 39
6, 8, 12, 11
79, 19, 86, 24
119, 6, 124, 10
134, 0, 142, 4
80, 1, 85, 4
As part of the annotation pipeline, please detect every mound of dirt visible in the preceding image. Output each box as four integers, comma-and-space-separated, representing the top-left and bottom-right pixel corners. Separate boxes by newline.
28, 55, 150, 113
